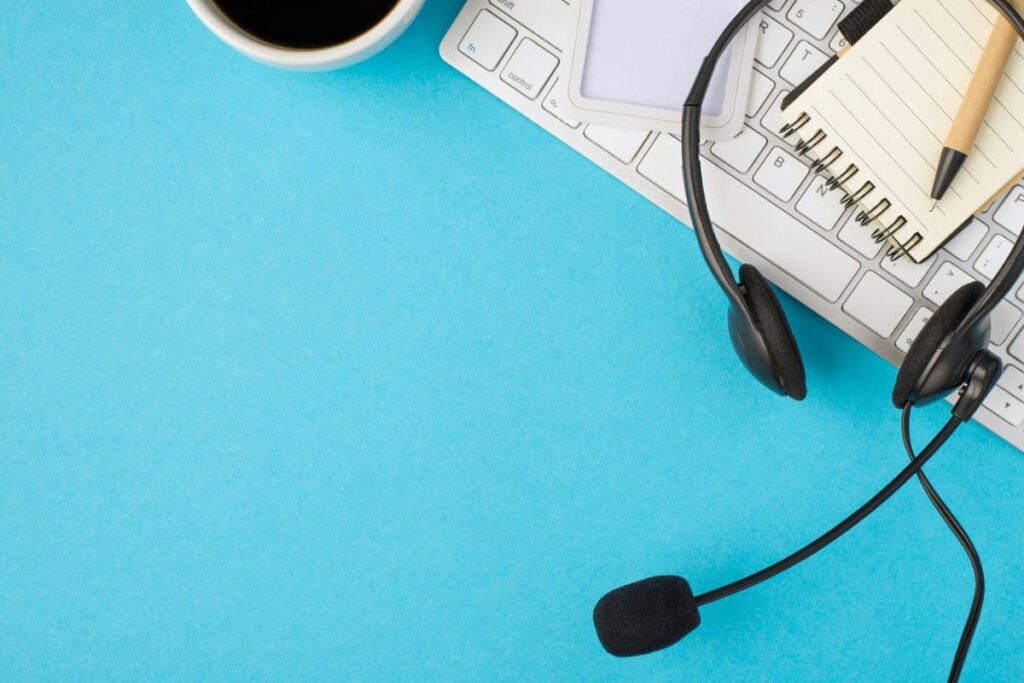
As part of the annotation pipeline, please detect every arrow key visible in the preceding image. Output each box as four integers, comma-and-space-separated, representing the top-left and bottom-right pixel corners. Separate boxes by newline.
984, 387, 1024, 426
997, 366, 1024, 402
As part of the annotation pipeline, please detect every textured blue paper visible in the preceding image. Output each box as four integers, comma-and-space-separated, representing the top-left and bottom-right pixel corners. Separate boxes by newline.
2, 1, 1023, 681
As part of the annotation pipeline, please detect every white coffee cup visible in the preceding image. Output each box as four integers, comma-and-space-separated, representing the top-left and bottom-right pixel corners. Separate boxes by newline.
186, 0, 425, 71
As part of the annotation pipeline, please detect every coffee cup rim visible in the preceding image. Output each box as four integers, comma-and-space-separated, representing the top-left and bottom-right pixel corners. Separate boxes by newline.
187, 0, 423, 70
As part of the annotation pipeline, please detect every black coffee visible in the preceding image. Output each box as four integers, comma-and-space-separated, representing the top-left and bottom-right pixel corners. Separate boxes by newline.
213, 0, 402, 49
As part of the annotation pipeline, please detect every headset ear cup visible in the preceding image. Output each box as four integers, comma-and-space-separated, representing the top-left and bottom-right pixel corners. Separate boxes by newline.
892, 282, 986, 408
738, 265, 807, 400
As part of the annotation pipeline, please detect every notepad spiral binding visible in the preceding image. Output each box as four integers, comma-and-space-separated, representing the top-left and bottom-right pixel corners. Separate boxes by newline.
780, 112, 922, 261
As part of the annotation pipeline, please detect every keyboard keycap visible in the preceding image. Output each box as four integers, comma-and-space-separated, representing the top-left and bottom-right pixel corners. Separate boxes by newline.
923, 263, 975, 304
754, 15, 794, 68
780, 40, 830, 85
897, 308, 933, 353
761, 91, 791, 139
944, 219, 988, 261
998, 366, 1024, 401
746, 71, 776, 117
1010, 328, 1024, 362
843, 272, 913, 337
541, 79, 579, 128
882, 253, 934, 288
975, 235, 1013, 280
584, 124, 649, 164
711, 126, 767, 173
786, 0, 843, 40
500, 39, 558, 100
796, 175, 847, 230
991, 301, 1023, 345
788, 0, 845, 40
459, 10, 516, 71
993, 185, 1024, 236
490, 0, 571, 49
839, 218, 883, 258
829, 30, 849, 53
984, 387, 1024, 426
637, 134, 859, 302
754, 146, 809, 201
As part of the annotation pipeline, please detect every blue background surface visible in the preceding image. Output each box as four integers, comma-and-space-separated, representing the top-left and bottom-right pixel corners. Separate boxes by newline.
2, 1, 1023, 680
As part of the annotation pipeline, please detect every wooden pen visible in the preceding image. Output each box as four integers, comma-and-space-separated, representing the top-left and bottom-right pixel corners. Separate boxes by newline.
931, 8, 1020, 208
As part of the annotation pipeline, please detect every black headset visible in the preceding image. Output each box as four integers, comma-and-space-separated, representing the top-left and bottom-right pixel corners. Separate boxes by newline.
685, 0, 1024, 411
593, 1, 1024, 679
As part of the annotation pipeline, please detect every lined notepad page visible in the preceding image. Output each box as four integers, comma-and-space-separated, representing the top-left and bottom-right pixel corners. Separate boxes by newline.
784, 0, 1024, 262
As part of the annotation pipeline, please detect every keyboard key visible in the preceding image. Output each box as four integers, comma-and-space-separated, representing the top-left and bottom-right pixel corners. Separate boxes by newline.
761, 91, 791, 139
796, 175, 847, 230
754, 146, 809, 201
711, 126, 767, 173
746, 71, 776, 117
975, 235, 1013, 280
788, 0, 845, 40
944, 219, 988, 261
780, 40, 830, 85
754, 14, 794, 68
897, 308, 933, 353
584, 124, 650, 163
541, 79, 579, 128
1011, 328, 1024, 362
459, 10, 516, 71
984, 386, 1024, 426
993, 185, 1024, 236
490, 0, 571, 49
923, 263, 975, 304
829, 30, 849, 53
839, 217, 883, 258
844, 272, 913, 337
998, 366, 1024, 401
635, 134, 698, 199
501, 39, 558, 99
882, 253, 934, 288
992, 301, 1023, 345
637, 134, 859, 302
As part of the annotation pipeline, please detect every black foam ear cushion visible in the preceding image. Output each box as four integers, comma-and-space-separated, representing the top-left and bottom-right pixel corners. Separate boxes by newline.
892, 282, 985, 408
739, 265, 807, 400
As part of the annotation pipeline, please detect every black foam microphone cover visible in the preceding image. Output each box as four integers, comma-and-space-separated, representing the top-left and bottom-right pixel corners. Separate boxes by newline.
593, 575, 701, 657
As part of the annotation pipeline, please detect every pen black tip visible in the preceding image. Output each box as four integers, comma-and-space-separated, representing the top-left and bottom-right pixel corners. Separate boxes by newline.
930, 147, 967, 202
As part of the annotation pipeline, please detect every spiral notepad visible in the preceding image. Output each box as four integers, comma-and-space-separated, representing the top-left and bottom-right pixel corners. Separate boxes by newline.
781, 0, 1024, 263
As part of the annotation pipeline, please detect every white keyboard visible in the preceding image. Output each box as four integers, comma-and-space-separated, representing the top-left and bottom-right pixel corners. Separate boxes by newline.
440, 0, 1024, 451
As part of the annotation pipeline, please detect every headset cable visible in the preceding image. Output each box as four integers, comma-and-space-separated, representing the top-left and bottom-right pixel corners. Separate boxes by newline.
902, 405, 984, 683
